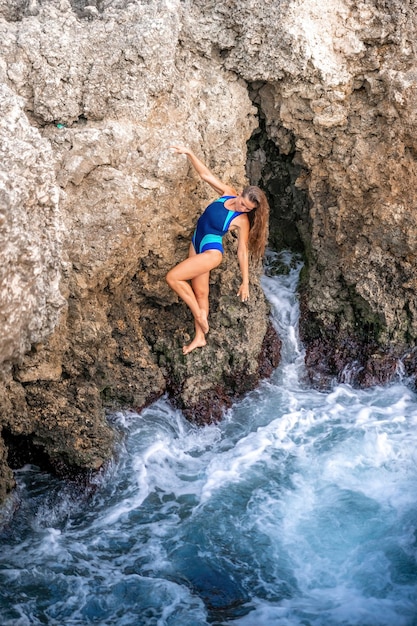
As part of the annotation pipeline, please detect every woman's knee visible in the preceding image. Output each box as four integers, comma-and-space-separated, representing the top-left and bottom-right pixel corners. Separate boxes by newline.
166, 269, 175, 287
192, 284, 209, 301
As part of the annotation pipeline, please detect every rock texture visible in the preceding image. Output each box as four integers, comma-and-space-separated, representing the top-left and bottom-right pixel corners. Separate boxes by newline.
247, 0, 417, 385
1, 0, 417, 503
0, 0, 281, 503
192, 0, 417, 385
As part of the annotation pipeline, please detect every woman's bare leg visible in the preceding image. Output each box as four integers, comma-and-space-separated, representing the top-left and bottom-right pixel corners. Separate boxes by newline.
180, 244, 210, 354
182, 270, 210, 354
166, 247, 222, 341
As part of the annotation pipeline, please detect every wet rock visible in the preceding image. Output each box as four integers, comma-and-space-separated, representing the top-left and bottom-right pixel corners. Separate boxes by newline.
0, 437, 15, 504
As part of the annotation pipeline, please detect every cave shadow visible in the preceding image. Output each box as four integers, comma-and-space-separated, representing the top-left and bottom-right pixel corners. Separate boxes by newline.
245, 89, 311, 258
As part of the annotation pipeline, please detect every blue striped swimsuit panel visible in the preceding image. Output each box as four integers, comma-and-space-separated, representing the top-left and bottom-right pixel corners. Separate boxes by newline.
192, 196, 241, 254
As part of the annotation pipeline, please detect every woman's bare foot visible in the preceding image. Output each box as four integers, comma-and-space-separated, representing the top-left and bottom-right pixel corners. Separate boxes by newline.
183, 336, 207, 354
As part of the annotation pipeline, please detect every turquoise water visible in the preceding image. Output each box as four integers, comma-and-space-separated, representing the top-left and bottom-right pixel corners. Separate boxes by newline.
1, 253, 417, 625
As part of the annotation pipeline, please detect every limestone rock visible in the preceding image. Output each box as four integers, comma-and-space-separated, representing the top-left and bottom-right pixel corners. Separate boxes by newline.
2, 0, 417, 504
0, 0, 276, 503
187, 0, 417, 383
0, 82, 64, 367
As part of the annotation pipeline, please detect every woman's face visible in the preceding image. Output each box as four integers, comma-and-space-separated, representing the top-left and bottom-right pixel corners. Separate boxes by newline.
236, 195, 257, 213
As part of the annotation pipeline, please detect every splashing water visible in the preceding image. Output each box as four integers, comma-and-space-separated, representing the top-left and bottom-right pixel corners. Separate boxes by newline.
1, 252, 417, 626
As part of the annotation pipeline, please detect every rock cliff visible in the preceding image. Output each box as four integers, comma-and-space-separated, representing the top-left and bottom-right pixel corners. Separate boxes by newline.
189, 0, 417, 384
0, 0, 281, 503
1, 0, 417, 503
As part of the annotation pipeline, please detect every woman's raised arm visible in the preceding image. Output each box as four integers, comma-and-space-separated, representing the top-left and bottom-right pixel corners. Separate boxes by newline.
171, 145, 237, 196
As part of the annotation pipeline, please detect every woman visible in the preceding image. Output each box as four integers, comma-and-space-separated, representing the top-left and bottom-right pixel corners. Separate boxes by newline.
166, 145, 269, 354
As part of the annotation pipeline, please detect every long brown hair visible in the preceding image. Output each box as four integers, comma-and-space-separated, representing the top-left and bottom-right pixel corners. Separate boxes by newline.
242, 186, 270, 261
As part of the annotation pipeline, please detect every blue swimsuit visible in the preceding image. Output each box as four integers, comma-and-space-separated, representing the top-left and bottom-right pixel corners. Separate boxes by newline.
192, 196, 241, 254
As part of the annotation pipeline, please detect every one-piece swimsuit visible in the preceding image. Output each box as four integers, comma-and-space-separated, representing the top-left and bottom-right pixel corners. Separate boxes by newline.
192, 196, 241, 254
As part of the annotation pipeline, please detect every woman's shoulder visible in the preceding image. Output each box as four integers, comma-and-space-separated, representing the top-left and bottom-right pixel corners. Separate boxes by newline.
219, 182, 238, 197
229, 211, 249, 229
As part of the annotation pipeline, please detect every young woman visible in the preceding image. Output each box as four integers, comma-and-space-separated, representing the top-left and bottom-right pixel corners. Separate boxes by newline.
166, 145, 269, 354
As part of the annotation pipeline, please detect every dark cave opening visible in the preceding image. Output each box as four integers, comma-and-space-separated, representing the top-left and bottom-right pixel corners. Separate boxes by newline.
2, 429, 52, 471
246, 94, 311, 257
2, 428, 94, 486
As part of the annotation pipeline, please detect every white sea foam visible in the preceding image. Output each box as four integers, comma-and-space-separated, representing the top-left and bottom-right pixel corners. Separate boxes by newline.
1, 252, 417, 625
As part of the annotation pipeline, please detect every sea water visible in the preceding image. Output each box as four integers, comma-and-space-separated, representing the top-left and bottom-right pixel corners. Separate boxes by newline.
1, 252, 417, 626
